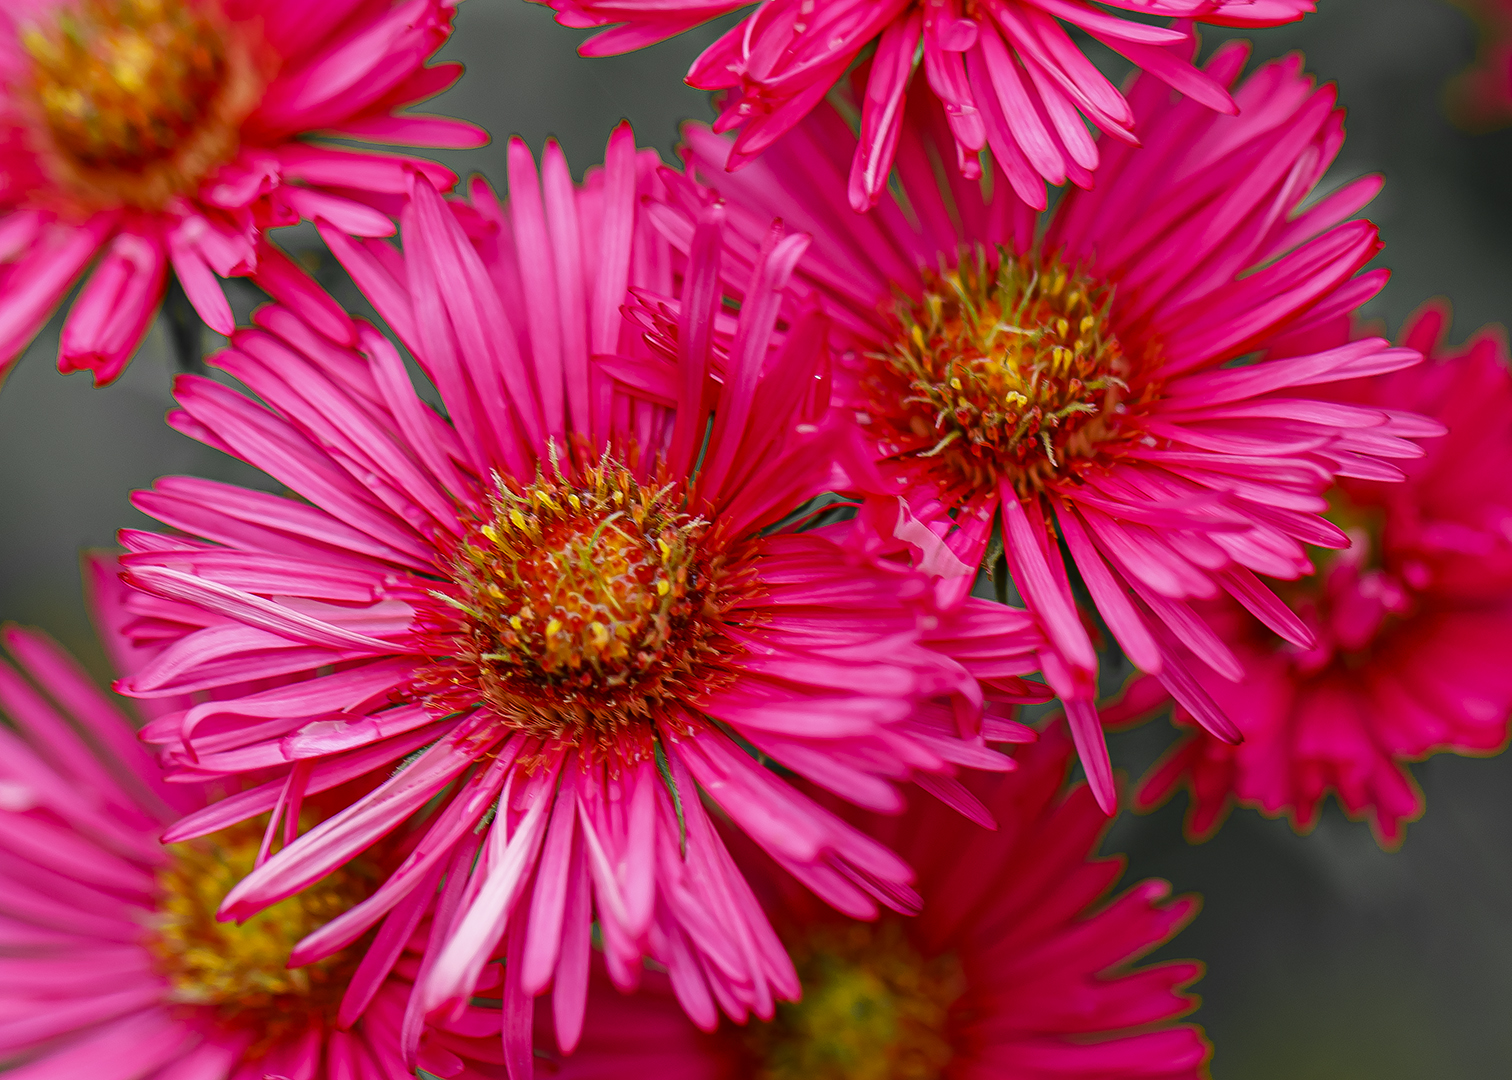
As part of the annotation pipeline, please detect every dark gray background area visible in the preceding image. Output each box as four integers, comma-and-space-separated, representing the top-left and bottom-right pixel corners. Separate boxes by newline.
1, 1, 1509, 1076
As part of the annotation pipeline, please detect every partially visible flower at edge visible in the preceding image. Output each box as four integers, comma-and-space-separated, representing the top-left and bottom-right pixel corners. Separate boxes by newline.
539, 0, 1313, 211
0, 554, 504, 1080
1133, 302, 1512, 848
114, 124, 1056, 1075
534, 724, 1209, 1080
1444, 0, 1512, 131
0, 0, 483, 384
655, 36, 1442, 816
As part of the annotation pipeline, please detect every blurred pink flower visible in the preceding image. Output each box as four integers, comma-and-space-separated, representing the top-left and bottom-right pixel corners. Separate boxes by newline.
0, 556, 502, 1080
656, 37, 1440, 816
114, 126, 1055, 1075
536, 725, 1209, 1080
542, 0, 1311, 211
0, 0, 482, 383
1446, 0, 1512, 130
1136, 304, 1512, 847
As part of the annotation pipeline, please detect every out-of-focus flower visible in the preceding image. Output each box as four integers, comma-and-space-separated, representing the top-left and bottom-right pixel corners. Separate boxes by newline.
0, 0, 482, 383
541, 0, 1312, 212
1445, 0, 1512, 130
114, 125, 1054, 1075
536, 725, 1209, 1080
0, 556, 502, 1080
657, 37, 1439, 816
1135, 304, 1512, 848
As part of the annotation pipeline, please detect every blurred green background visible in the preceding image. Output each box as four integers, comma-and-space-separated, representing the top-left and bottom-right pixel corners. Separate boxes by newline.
2, 0, 1509, 1076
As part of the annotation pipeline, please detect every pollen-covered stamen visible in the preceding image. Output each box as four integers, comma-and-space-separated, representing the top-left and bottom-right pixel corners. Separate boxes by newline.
147, 823, 371, 1038
421, 457, 752, 747
20, 0, 259, 209
743, 920, 965, 1080
874, 248, 1152, 496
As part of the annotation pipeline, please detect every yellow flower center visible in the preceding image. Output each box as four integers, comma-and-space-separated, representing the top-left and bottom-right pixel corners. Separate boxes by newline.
874, 248, 1153, 496
744, 921, 965, 1080
147, 823, 372, 1042
420, 457, 754, 749
19, 0, 261, 210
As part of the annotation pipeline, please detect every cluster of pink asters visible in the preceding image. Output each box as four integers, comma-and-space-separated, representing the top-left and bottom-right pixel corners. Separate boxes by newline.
113, 125, 1065, 1070
663, 38, 1439, 814
0, 1, 1506, 1078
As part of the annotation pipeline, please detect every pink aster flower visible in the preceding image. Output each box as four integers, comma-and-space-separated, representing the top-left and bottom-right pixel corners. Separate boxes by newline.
114, 125, 1054, 1074
535, 724, 1208, 1079
542, 0, 1312, 211
1133, 303, 1512, 847
0, 556, 504, 1080
0, 0, 482, 383
657, 36, 1441, 815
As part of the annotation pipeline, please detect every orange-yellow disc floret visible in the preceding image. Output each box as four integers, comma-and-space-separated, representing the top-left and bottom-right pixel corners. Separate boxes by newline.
420, 455, 756, 750
743, 919, 965, 1080
873, 247, 1157, 497
147, 822, 372, 1049
20, 0, 261, 209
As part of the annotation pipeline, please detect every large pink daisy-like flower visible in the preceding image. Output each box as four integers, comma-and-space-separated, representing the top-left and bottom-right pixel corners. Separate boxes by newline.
1134, 304, 1512, 847
115, 126, 1053, 1074
542, 0, 1312, 211
659, 37, 1440, 814
0, 0, 481, 383
535, 725, 1208, 1079
0, 557, 503, 1080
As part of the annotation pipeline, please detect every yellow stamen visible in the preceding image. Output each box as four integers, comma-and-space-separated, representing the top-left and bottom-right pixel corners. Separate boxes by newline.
421, 458, 757, 750
877, 246, 1139, 497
